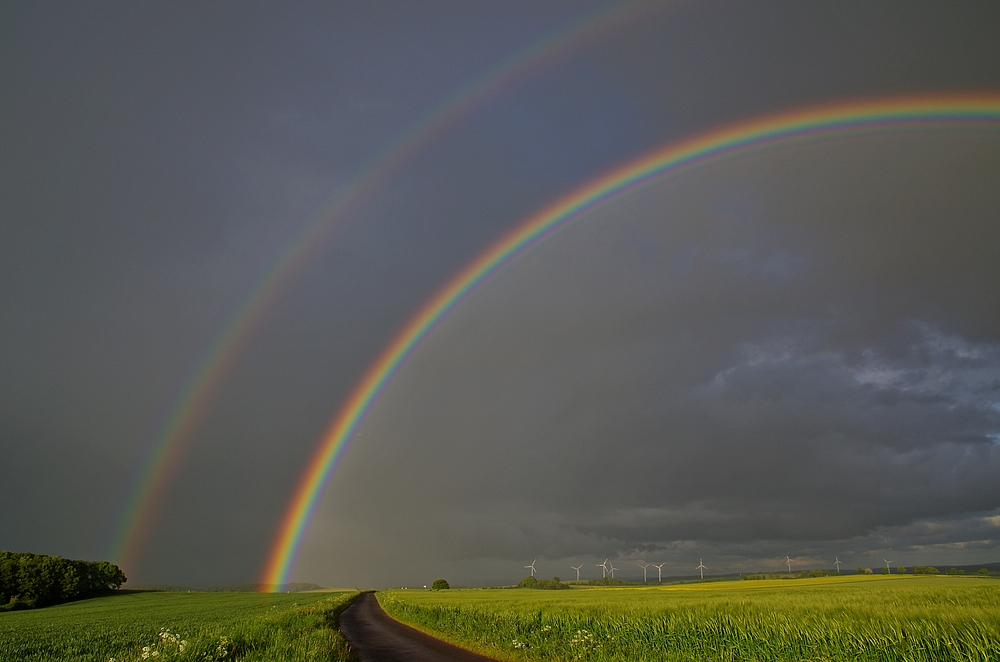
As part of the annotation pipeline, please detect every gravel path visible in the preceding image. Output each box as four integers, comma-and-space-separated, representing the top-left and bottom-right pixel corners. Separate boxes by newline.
339, 593, 498, 662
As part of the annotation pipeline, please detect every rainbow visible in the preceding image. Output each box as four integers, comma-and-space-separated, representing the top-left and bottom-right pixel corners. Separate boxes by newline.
261, 93, 1000, 588
106, 0, 660, 574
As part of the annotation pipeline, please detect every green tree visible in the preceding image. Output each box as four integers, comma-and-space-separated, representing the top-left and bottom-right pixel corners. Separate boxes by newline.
979, 568, 990, 575
60, 564, 80, 599
0, 553, 16, 603
0, 551, 127, 610
16, 555, 44, 605
431, 579, 450, 590
517, 576, 537, 588
91, 561, 127, 591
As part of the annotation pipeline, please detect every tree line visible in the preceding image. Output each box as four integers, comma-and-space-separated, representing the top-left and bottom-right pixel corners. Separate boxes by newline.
517, 575, 571, 589
1, 550, 127, 610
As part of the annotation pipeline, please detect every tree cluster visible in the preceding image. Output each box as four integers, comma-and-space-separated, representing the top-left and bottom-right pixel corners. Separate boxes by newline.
0, 551, 127, 609
517, 576, 570, 589
797, 569, 831, 578
431, 579, 450, 590
911, 566, 940, 575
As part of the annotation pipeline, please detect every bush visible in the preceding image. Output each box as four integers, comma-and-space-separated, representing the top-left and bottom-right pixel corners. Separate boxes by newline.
516, 576, 537, 588
431, 579, 450, 590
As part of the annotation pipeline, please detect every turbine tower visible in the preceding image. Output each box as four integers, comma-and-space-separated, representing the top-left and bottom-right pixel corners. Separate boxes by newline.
834, 557, 842, 574
653, 562, 666, 582
525, 559, 537, 577
696, 559, 707, 580
571, 564, 583, 581
884, 559, 892, 574
598, 559, 609, 578
608, 561, 619, 578
785, 556, 793, 574
639, 563, 650, 583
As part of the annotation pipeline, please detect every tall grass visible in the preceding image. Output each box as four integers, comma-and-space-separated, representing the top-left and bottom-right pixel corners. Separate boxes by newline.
0, 590, 359, 662
379, 576, 1000, 662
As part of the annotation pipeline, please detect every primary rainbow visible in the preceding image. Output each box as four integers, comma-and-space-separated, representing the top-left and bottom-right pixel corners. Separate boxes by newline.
261, 93, 1000, 588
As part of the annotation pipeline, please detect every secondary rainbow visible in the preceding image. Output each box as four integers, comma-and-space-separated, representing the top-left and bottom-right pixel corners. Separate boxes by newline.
106, 0, 658, 575
261, 93, 1000, 588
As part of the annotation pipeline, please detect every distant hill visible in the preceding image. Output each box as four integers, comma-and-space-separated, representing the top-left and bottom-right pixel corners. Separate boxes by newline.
210, 583, 324, 593
926, 562, 1000, 575
616, 561, 1000, 584
134, 582, 323, 593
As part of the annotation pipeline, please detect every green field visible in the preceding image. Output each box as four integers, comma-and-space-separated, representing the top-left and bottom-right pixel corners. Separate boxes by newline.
378, 575, 1000, 662
0, 590, 359, 662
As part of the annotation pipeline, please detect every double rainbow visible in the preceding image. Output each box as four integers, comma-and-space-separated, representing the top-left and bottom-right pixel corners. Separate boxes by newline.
261, 94, 1000, 588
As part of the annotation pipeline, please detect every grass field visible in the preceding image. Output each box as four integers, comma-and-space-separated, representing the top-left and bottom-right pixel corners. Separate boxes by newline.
378, 575, 1000, 662
0, 590, 359, 662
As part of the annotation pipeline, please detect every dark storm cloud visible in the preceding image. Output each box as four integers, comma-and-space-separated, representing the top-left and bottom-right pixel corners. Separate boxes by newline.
2, 2, 1000, 588
0, 0, 611, 584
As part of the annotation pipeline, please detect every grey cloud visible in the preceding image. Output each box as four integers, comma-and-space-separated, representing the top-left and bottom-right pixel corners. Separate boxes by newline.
300, 130, 1000, 586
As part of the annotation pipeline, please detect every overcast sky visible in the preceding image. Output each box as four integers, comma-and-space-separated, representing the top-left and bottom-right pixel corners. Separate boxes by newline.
2, 2, 999, 589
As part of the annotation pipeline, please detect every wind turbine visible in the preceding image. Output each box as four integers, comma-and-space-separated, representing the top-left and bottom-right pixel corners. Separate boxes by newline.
571, 565, 583, 581
653, 562, 666, 582
608, 561, 619, 578
834, 557, 842, 574
884, 559, 892, 574
598, 559, 609, 578
639, 563, 650, 583
696, 559, 707, 580
524, 559, 537, 577
785, 556, 793, 574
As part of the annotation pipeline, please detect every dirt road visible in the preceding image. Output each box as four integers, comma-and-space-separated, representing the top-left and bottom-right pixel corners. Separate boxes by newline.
339, 593, 498, 662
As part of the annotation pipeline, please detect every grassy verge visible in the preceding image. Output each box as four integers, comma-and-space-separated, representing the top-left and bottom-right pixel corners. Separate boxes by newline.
0, 589, 359, 662
378, 576, 1000, 661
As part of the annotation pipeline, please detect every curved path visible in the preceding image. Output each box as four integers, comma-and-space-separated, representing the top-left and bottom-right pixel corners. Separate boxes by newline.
339, 593, 498, 662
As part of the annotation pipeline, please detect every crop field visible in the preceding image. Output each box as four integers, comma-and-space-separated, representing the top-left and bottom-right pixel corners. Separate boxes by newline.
0, 590, 359, 662
379, 576, 1000, 662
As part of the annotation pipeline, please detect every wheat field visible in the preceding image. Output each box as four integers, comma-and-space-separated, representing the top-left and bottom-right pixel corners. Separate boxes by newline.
379, 575, 1000, 662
